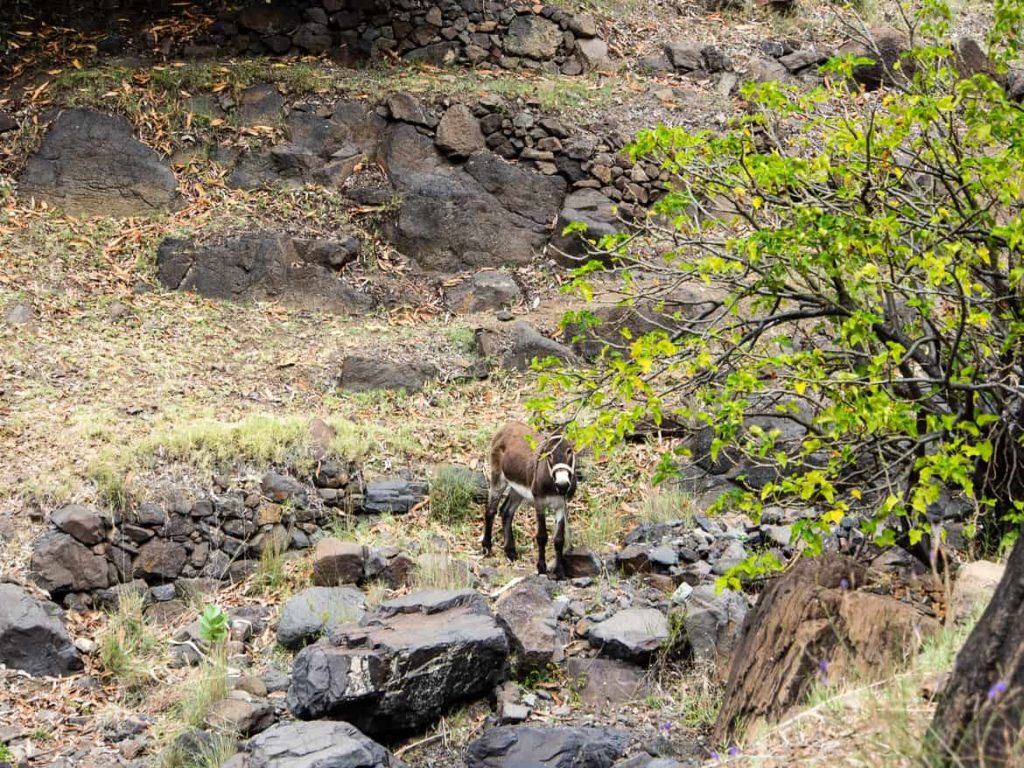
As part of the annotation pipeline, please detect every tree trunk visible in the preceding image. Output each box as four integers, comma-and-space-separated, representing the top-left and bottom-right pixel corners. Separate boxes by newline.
930, 536, 1024, 766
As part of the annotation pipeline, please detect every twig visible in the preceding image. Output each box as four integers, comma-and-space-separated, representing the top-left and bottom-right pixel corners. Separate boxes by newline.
394, 732, 445, 757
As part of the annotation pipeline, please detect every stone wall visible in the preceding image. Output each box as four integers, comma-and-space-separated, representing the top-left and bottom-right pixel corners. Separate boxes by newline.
206, 0, 606, 74
27, 462, 434, 609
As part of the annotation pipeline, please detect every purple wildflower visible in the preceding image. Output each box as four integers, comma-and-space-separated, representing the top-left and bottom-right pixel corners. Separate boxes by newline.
839, 578, 850, 590
660, 721, 672, 734
818, 658, 829, 674
988, 680, 1008, 703
709, 750, 720, 760
728, 745, 741, 757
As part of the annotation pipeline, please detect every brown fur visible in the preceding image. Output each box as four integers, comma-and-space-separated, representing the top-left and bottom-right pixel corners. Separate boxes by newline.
482, 421, 578, 578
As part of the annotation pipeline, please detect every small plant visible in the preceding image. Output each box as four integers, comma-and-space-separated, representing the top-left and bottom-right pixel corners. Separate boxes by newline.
198, 605, 229, 647
254, 535, 287, 595
413, 548, 475, 591
0, 744, 14, 761
97, 591, 161, 689
639, 487, 695, 525
430, 466, 480, 526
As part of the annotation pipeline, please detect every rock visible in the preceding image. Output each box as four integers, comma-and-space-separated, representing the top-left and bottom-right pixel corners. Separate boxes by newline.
19, 108, 178, 217
261, 472, 306, 503
955, 36, 992, 76
387, 92, 432, 126
664, 42, 703, 72
588, 608, 669, 664
839, 27, 911, 90
566, 657, 648, 707
745, 58, 794, 84
377, 588, 487, 617
569, 14, 599, 38
237, 720, 404, 767
550, 188, 619, 263
504, 15, 563, 60
50, 504, 108, 545
236, 84, 285, 126
494, 578, 563, 672
465, 726, 631, 768
0, 111, 17, 133
156, 233, 372, 314
276, 586, 366, 649
386, 150, 566, 271
31, 531, 109, 595
338, 355, 438, 393
0, 584, 82, 677
714, 554, 940, 742
951, 560, 1004, 622
133, 540, 188, 582
311, 538, 365, 586
361, 479, 429, 514
237, 4, 301, 34
564, 549, 602, 578
578, 38, 609, 69
435, 104, 485, 158
206, 690, 276, 737
287, 591, 508, 736
502, 321, 578, 371
292, 22, 333, 53
678, 585, 748, 670
445, 271, 522, 314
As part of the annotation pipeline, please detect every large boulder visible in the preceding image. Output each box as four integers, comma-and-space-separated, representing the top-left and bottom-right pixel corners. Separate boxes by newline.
287, 590, 508, 737
30, 531, 109, 595
588, 607, 669, 664
494, 578, 564, 672
386, 150, 566, 271
230, 720, 406, 767
504, 15, 563, 59
276, 586, 367, 649
464, 726, 631, 768
0, 584, 82, 676
18, 108, 178, 216
156, 233, 372, 314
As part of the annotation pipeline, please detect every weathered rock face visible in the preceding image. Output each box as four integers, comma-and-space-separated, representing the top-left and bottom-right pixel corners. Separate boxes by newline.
287, 589, 508, 737
205, 690, 276, 737
464, 726, 631, 768
133, 539, 188, 583
566, 657, 649, 707
156, 233, 371, 314
445, 270, 522, 314
588, 607, 669, 664
435, 104, 485, 158
714, 554, 941, 742
311, 538, 365, 586
230, 720, 406, 768
50, 504, 109, 546
387, 149, 567, 271
550, 188, 619, 262
18, 108, 178, 217
361, 479, 429, 515
338, 356, 438, 393
276, 586, 367, 650
504, 15, 563, 59
31, 531, 109, 595
678, 584, 748, 673
0, 584, 82, 677
501, 321, 579, 371
494, 578, 564, 672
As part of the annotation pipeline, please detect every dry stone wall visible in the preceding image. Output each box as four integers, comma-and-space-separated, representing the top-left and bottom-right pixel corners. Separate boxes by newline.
207, 0, 606, 74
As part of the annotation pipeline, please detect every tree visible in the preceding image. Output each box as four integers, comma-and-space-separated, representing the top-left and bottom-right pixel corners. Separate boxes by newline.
531, 2, 1024, 763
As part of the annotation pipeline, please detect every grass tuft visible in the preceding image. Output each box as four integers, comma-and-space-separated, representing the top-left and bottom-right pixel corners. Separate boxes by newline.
96, 591, 163, 690
639, 487, 695, 525
429, 466, 480, 526
413, 546, 475, 591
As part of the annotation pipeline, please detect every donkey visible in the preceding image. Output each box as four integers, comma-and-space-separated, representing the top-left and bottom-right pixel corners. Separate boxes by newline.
482, 422, 578, 579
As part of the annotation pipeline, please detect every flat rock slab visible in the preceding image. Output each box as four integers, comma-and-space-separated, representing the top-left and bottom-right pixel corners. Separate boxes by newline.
0, 584, 82, 677
287, 591, 508, 737
229, 720, 406, 767
19, 108, 178, 217
156, 233, 372, 314
588, 608, 669, 664
464, 725, 631, 768
566, 657, 648, 707
30, 531, 109, 596
338, 356, 438, 393
276, 586, 367, 650
361, 479, 429, 514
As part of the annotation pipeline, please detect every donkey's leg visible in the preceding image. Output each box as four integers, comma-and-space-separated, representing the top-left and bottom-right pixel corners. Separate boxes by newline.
552, 498, 567, 580
502, 492, 524, 562
483, 474, 506, 555
534, 506, 548, 575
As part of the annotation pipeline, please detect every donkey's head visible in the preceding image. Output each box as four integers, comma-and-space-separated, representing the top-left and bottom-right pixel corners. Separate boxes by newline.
540, 435, 577, 497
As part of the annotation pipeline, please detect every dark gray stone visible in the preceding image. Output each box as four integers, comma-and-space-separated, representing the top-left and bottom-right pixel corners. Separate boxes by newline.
18, 108, 178, 217
494, 578, 563, 672
550, 188, 619, 263
445, 270, 522, 314
133, 539, 187, 582
0, 584, 82, 677
435, 104, 485, 157
588, 608, 669, 664
504, 15, 562, 59
361, 479, 429, 514
50, 504, 108, 545
287, 593, 508, 736
338, 356, 438, 393
678, 584, 748, 664
465, 726, 631, 768
237, 720, 405, 767
277, 586, 367, 649
31, 531, 109, 595
502, 321, 578, 371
